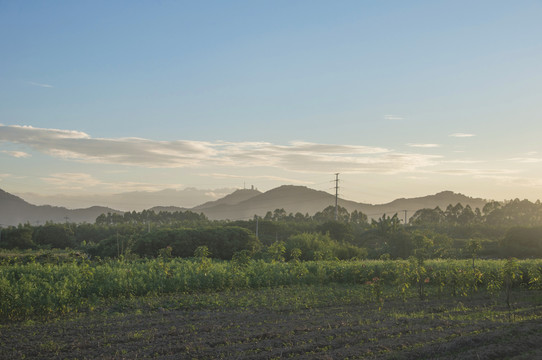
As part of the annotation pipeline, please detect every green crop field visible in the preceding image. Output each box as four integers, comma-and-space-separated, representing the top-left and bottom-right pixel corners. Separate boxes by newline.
2, 257, 542, 359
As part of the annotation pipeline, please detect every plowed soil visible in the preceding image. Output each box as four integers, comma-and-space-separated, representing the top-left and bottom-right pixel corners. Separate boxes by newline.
2, 290, 542, 359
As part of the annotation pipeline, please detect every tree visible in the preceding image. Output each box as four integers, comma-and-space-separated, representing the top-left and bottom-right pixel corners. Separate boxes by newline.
372, 214, 401, 235
268, 241, 286, 262
272, 208, 287, 221
350, 210, 368, 224
466, 239, 482, 268
445, 203, 464, 224
458, 204, 476, 225
411, 232, 434, 261
483, 201, 502, 217
0, 225, 34, 249
313, 205, 350, 222
409, 207, 445, 225
294, 212, 308, 222
34, 223, 75, 249
317, 221, 353, 242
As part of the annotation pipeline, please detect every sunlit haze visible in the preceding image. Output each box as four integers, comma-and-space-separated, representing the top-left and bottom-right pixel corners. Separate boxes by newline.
1, 1, 541, 209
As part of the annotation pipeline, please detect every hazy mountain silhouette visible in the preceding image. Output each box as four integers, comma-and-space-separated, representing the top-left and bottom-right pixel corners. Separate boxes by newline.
16, 187, 237, 212
193, 188, 262, 210
0, 189, 121, 226
193, 186, 488, 221
0, 186, 488, 225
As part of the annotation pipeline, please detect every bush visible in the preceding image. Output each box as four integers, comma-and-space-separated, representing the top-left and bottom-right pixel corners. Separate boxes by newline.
284, 233, 367, 261
132, 226, 259, 259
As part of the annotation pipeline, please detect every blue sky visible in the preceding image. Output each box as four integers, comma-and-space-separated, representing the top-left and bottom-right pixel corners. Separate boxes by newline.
1, 0, 541, 208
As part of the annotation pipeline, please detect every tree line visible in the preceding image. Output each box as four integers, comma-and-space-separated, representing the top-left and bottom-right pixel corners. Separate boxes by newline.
2, 198, 542, 260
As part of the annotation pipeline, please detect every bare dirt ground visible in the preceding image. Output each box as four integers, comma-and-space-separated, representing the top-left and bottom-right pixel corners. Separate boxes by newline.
1, 290, 542, 359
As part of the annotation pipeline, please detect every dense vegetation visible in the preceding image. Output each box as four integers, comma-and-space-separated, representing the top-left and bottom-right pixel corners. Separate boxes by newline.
2, 255, 541, 320
2, 198, 542, 260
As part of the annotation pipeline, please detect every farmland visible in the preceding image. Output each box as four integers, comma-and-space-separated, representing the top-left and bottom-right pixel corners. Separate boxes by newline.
2, 257, 542, 359
3, 201, 542, 358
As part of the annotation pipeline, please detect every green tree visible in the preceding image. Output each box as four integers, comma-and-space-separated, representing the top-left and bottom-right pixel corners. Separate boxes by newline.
317, 221, 353, 242
466, 239, 482, 268
313, 205, 350, 222
268, 241, 286, 262
350, 210, 368, 224
34, 223, 75, 249
409, 207, 445, 225
372, 213, 401, 235
272, 208, 287, 221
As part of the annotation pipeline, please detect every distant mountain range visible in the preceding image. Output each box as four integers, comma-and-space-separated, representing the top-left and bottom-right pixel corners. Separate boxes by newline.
0, 188, 121, 226
0, 186, 488, 226
190, 186, 487, 221
15, 187, 238, 211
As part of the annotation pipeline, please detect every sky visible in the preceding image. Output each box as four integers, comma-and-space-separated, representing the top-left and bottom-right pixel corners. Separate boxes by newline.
1, 0, 541, 209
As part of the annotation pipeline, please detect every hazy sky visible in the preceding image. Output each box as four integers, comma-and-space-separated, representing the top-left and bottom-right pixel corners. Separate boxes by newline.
1, 0, 541, 207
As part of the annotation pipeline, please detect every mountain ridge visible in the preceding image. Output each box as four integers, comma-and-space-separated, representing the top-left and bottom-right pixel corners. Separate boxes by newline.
0, 186, 489, 226
195, 186, 488, 221
0, 189, 121, 226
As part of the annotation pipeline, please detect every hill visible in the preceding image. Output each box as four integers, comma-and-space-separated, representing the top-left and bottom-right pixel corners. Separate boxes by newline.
16, 187, 237, 212
1, 186, 489, 225
364, 191, 487, 220
0, 189, 121, 226
193, 188, 262, 211
194, 186, 488, 221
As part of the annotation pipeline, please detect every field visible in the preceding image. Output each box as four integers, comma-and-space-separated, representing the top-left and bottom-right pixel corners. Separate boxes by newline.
2, 257, 542, 359
2, 286, 542, 359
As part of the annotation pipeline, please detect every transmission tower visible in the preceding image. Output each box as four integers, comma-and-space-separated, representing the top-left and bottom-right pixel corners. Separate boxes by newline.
334, 173, 340, 221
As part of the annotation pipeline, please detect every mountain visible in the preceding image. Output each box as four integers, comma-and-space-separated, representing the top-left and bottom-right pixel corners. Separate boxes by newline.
15, 187, 238, 212
0, 189, 121, 226
193, 186, 488, 221
193, 185, 337, 220
375, 190, 487, 212
193, 188, 262, 210
1, 186, 489, 225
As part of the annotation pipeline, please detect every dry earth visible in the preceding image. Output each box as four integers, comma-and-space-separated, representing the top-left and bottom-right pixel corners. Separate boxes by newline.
1, 291, 542, 359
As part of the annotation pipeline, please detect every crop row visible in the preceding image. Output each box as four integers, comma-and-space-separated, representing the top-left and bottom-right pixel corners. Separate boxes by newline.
1, 258, 542, 320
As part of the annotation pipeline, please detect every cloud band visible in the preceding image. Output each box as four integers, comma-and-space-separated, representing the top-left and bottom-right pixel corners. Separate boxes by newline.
0, 125, 439, 174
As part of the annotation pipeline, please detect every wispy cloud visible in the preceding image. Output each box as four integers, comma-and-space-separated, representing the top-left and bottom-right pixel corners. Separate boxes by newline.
472, 174, 542, 188
449, 133, 476, 138
1, 150, 31, 158
444, 160, 484, 164
508, 157, 542, 163
384, 115, 404, 121
41, 173, 103, 189
41, 172, 183, 192
436, 168, 517, 176
200, 173, 314, 185
28, 81, 54, 88
0, 125, 441, 174
407, 143, 440, 148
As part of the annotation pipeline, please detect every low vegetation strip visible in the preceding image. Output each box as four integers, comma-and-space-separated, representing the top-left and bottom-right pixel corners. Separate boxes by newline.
1, 258, 542, 321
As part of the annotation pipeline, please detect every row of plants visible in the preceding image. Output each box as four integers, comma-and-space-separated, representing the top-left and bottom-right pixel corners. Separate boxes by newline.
1, 255, 541, 321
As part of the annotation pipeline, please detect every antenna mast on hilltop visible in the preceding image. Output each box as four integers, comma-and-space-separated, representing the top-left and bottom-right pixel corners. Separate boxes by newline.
334, 173, 340, 221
